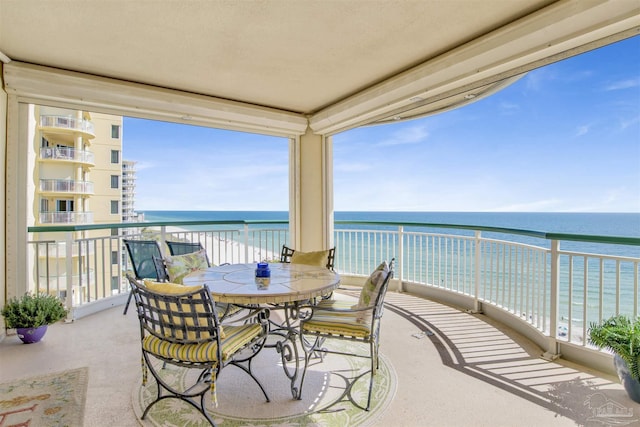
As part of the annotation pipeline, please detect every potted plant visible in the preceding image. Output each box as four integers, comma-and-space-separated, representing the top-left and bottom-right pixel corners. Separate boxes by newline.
1, 292, 68, 343
588, 315, 640, 403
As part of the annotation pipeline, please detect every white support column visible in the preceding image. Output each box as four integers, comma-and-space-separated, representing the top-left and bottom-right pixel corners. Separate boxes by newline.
289, 128, 333, 251
5, 97, 30, 302
0, 69, 7, 332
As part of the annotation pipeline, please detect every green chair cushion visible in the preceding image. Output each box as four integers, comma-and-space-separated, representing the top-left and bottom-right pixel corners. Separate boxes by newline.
291, 249, 330, 268
165, 249, 209, 284
354, 261, 389, 309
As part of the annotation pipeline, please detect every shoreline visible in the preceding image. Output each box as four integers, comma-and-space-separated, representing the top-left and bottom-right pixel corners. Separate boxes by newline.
162, 226, 276, 265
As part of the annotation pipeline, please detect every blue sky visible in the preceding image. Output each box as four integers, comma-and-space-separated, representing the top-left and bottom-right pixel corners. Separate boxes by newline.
123, 36, 640, 213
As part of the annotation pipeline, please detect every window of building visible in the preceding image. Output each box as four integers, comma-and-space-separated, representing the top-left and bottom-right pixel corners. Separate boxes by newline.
110, 200, 119, 214
56, 199, 74, 212
111, 124, 120, 139
111, 150, 120, 164
111, 228, 119, 237
111, 175, 119, 189
40, 198, 49, 212
111, 276, 120, 292
111, 250, 118, 264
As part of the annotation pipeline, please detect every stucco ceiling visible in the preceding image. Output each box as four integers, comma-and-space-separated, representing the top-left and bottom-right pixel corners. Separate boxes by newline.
1, 0, 638, 135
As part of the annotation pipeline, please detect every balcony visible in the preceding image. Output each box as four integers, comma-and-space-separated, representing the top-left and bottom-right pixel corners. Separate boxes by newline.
39, 115, 95, 140
39, 146, 95, 166
39, 179, 94, 195
39, 211, 93, 224
13, 219, 640, 425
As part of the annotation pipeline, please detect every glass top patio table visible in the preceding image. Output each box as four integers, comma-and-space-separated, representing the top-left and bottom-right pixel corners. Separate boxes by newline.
183, 262, 340, 305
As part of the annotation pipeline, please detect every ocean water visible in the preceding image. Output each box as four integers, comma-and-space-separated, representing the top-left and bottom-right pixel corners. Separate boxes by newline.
143, 210, 640, 256
143, 210, 640, 235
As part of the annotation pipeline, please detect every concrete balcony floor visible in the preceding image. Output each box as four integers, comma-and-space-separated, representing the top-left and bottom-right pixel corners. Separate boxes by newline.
0, 288, 636, 426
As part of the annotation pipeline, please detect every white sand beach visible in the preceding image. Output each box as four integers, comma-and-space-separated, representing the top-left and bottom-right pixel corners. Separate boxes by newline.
162, 226, 277, 265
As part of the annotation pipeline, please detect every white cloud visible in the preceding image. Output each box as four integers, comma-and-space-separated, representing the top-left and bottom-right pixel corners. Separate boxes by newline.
575, 125, 590, 137
491, 199, 563, 212
334, 161, 371, 173
525, 69, 555, 91
376, 124, 429, 146
604, 78, 640, 91
620, 114, 640, 130
130, 160, 155, 171
499, 101, 519, 115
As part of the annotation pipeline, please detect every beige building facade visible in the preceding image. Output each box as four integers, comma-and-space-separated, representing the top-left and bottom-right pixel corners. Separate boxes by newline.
30, 106, 124, 303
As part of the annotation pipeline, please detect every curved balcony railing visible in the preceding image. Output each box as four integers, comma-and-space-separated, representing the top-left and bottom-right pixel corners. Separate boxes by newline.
39, 211, 93, 224
39, 179, 94, 194
27, 219, 639, 373
40, 146, 95, 165
39, 115, 95, 138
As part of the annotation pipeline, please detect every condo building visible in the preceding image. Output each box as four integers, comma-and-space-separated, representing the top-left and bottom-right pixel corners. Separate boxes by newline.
29, 106, 126, 302
122, 160, 138, 223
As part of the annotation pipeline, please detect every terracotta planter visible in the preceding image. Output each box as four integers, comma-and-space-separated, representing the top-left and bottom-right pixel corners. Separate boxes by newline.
614, 355, 640, 403
16, 325, 48, 344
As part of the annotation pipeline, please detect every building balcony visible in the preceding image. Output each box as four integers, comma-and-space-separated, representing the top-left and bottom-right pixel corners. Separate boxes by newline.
39, 211, 93, 224
39, 115, 95, 141
15, 219, 640, 425
39, 179, 94, 195
39, 146, 95, 166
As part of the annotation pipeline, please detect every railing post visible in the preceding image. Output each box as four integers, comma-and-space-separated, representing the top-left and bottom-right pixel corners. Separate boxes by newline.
244, 224, 250, 263
543, 239, 561, 360
65, 232, 74, 321
397, 226, 404, 292
473, 231, 482, 313
159, 225, 167, 256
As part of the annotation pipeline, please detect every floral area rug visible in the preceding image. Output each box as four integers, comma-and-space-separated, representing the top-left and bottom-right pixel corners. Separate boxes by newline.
0, 367, 88, 427
133, 339, 397, 426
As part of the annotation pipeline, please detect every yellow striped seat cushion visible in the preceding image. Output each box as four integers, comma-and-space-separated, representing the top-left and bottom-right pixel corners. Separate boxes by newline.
143, 323, 263, 363
302, 310, 372, 339
315, 300, 354, 309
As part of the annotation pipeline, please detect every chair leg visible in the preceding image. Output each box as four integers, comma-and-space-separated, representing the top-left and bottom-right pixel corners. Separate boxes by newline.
229, 358, 270, 402
300, 336, 377, 412
366, 340, 377, 411
123, 288, 134, 315
298, 334, 322, 401
141, 355, 216, 426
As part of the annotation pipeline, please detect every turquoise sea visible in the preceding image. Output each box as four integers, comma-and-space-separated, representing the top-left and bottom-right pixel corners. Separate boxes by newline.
143, 210, 640, 257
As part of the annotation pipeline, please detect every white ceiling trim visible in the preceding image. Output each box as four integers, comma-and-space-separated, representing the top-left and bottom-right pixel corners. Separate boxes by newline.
308, 0, 640, 135
2, 62, 309, 138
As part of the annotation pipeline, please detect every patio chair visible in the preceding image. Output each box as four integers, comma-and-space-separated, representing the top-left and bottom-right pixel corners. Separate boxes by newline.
152, 256, 170, 282
280, 245, 336, 271
165, 239, 240, 319
298, 259, 394, 411
123, 239, 164, 314
128, 275, 270, 426
166, 240, 211, 266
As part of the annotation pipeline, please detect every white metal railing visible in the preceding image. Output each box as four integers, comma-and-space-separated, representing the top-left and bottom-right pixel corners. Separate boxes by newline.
40, 146, 95, 164
39, 179, 94, 194
39, 211, 94, 224
39, 115, 95, 135
26, 220, 639, 352
334, 226, 639, 351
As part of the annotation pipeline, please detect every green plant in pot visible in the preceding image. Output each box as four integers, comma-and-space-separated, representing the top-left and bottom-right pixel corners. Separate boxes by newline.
1, 292, 68, 344
588, 315, 640, 403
